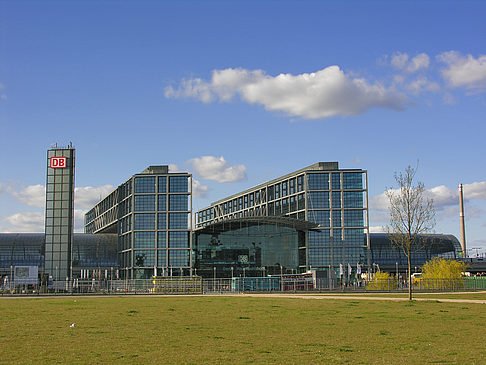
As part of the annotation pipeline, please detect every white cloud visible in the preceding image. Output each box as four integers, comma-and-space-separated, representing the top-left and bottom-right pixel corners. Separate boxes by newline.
406, 77, 440, 95
168, 164, 183, 173
74, 185, 115, 209
4, 183, 115, 210
371, 181, 486, 213
391, 52, 430, 72
437, 51, 486, 89
7, 184, 46, 208
3, 212, 45, 233
464, 181, 486, 200
187, 156, 247, 183
166, 66, 408, 119
192, 179, 209, 198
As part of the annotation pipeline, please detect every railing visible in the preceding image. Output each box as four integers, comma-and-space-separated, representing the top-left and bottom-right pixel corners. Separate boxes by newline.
2, 276, 485, 295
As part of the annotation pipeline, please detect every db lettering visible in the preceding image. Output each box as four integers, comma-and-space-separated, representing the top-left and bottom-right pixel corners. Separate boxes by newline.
51, 157, 67, 169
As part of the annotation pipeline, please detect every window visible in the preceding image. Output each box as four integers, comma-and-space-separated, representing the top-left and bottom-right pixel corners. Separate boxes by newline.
282, 198, 289, 214
157, 250, 166, 267
169, 232, 189, 248
307, 173, 329, 190
169, 195, 188, 211
158, 195, 167, 211
289, 178, 296, 195
158, 232, 166, 248
158, 176, 167, 193
134, 213, 155, 230
332, 210, 342, 227
169, 213, 188, 229
169, 250, 189, 266
169, 176, 188, 192
308, 210, 330, 227
158, 213, 167, 229
134, 232, 155, 248
331, 173, 341, 190
249, 193, 254, 207
297, 193, 305, 210
275, 184, 281, 199
343, 173, 363, 189
332, 191, 341, 208
297, 175, 304, 192
343, 210, 364, 227
282, 181, 288, 197
244, 195, 248, 209
307, 192, 330, 209
343, 191, 363, 208
134, 177, 155, 193
290, 196, 297, 212
134, 250, 155, 267
268, 185, 274, 201
134, 195, 155, 212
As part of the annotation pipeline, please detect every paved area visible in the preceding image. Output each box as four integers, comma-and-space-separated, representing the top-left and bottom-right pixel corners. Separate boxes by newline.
2, 292, 486, 304
235, 293, 486, 304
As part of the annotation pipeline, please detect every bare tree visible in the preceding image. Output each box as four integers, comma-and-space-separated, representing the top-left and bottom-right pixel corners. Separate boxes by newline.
385, 165, 435, 300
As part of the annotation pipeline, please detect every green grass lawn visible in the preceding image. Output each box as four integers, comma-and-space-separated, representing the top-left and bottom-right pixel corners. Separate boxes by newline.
0, 295, 485, 364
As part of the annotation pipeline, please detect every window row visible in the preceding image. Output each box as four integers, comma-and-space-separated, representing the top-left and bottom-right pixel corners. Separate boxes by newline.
120, 249, 190, 267
134, 176, 189, 194
134, 213, 189, 230
134, 194, 189, 212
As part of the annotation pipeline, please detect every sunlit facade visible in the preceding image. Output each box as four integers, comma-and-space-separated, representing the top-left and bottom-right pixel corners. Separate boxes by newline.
85, 166, 192, 279
44, 145, 75, 281
194, 162, 370, 277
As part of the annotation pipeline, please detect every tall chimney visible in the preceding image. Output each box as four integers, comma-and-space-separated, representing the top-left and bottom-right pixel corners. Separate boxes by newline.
459, 184, 466, 258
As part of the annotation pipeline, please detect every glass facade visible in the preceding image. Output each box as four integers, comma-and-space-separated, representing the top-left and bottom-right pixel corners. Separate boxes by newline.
85, 166, 192, 279
195, 162, 369, 274
194, 222, 305, 278
45, 147, 75, 280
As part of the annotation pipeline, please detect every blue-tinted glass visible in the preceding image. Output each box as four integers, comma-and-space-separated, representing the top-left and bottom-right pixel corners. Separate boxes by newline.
169, 176, 188, 192
331, 173, 341, 190
169, 250, 189, 266
158, 195, 167, 211
169, 231, 189, 248
343, 173, 363, 189
332, 191, 341, 208
308, 210, 330, 227
307, 173, 329, 190
169, 213, 188, 229
332, 210, 342, 227
134, 177, 155, 193
134, 232, 155, 248
134, 195, 155, 212
308, 230, 331, 247
309, 247, 332, 266
343, 210, 364, 227
307, 192, 330, 209
158, 176, 167, 193
343, 229, 364, 246
343, 191, 363, 208
158, 213, 167, 229
134, 213, 155, 230
158, 232, 166, 248
157, 250, 166, 266
169, 195, 188, 211
134, 250, 155, 267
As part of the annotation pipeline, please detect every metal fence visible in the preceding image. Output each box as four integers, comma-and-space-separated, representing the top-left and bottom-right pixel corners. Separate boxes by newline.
1, 276, 485, 295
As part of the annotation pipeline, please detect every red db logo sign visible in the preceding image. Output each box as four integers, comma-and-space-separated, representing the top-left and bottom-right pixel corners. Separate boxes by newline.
50, 157, 67, 169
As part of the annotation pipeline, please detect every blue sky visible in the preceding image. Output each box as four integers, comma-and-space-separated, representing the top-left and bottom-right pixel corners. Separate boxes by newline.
1, 1, 485, 255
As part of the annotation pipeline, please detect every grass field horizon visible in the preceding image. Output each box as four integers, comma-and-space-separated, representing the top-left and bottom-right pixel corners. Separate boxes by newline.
1, 295, 485, 364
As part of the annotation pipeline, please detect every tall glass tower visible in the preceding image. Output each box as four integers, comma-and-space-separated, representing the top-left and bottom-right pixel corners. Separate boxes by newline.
44, 143, 75, 281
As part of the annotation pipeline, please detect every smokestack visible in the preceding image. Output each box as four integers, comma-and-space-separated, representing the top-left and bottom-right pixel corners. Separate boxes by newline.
459, 184, 466, 258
